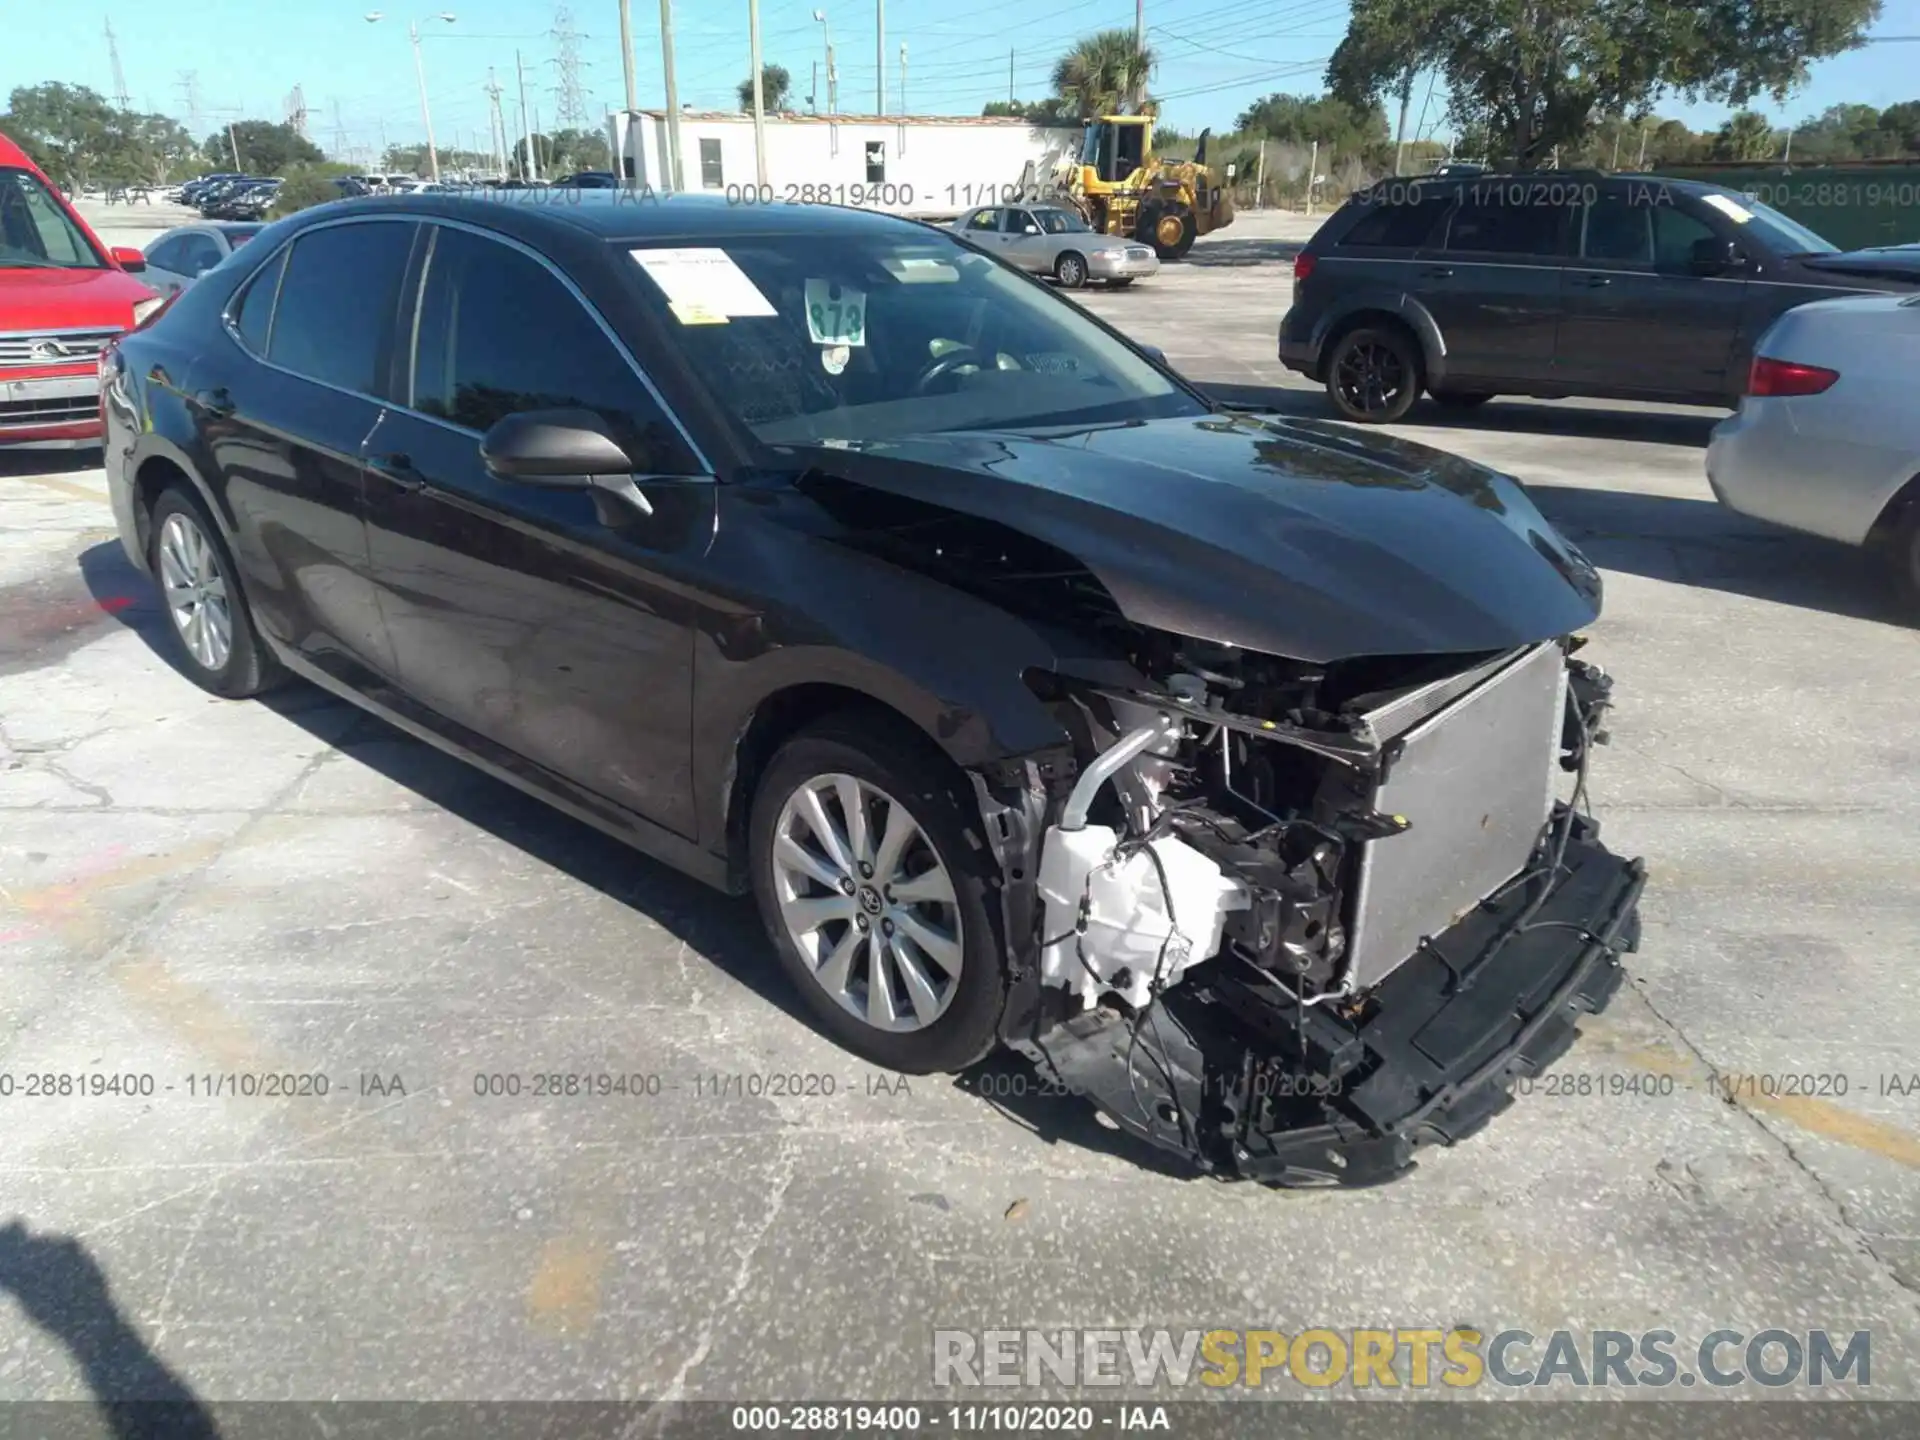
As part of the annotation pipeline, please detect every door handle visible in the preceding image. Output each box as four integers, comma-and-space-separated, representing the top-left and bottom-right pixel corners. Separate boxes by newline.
192, 387, 234, 418
1580, 274, 1612, 288
367, 453, 426, 492
1420, 266, 1454, 279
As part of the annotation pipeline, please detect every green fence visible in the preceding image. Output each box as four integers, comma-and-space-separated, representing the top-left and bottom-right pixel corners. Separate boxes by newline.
1654, 162, 1920, 251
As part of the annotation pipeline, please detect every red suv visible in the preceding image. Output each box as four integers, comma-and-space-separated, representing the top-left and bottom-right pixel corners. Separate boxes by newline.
2, 129, 162, 449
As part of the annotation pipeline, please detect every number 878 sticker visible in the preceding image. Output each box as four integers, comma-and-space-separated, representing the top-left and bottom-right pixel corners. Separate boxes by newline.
804, 279, 866, 347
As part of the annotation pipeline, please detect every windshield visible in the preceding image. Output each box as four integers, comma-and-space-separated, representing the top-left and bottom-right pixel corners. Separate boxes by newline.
0, 167, 104, 269
1700, 191, 1839, 255
1035, 208, 1090, 234
624, 230, 1202, 447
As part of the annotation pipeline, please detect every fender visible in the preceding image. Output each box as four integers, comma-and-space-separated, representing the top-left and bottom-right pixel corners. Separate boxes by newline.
691, 483, 1130, 857
1310, 285, 1450, 388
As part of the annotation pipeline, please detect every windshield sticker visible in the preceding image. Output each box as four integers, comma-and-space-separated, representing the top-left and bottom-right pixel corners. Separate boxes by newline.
880, 255, 958, 283
1700, 193, 1754, 225
805, 279, 867, 346
820, 343, 850, 375
631, 247, 777, 319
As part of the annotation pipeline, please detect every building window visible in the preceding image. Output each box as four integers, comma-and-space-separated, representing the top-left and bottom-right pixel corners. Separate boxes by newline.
865, 141, 885, 184
699, 138, 724, 189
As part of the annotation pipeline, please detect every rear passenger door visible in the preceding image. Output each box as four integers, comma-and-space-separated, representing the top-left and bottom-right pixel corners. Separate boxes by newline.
1416, 189, 1574, 383
1557, 189, 1745, 400
207, 216, 418, 684
360, 221, 714, 837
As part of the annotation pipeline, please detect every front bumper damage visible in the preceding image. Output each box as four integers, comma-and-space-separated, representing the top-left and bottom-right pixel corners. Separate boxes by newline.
970, 639, 1645, 1188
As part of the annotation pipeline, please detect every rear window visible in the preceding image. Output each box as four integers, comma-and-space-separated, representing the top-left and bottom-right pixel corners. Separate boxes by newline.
1337, 194, 1451, 250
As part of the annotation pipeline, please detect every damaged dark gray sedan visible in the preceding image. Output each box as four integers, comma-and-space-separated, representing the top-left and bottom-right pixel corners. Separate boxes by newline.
102, 192, 1644, 1187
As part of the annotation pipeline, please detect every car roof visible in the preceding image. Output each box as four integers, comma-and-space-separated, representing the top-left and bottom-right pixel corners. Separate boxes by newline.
1376, 169, 1748, 199
300, 190, 942, 245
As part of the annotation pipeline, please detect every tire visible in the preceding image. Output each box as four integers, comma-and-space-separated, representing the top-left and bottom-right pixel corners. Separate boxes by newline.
1325, 324, 1422, 424
748, 715, 1007, 1074
1138, 202, 1196, 261
1885, 501, 1920, 621
148, 487, 285, 698
1431, 390, 1494, 409
1055, 251, 1088, 289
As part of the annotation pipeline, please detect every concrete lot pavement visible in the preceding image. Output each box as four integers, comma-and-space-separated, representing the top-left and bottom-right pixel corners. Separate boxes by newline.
2, 214, 1918, 1410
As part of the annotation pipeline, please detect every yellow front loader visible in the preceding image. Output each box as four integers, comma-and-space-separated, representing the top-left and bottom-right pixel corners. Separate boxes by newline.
1057, 115, 1235, 260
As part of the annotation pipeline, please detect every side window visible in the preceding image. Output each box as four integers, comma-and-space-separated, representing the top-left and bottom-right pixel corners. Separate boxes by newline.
864, 141, 885, 183
1652, 206, 1720, 272
965, 208, 1002, 233
1004, 209, 1035, 233
1442, 199, 1568, 257
267, 221, 415, 394
180, 233, 225, 275
699, 138, 724, 189
1114, 125, 1144, 177
1581, 197, 1653, 265
410, 226, 688, 469
1338, 195, 1451, 249
145, 236, 185, 272
230, 246, 287, 355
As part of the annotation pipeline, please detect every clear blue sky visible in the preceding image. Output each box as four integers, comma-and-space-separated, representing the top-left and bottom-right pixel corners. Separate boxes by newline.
6, 1, 1920, 161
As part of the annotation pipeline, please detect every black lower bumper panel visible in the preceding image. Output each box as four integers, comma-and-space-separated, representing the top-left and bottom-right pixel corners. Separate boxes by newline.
1014, 811, 1644, 1187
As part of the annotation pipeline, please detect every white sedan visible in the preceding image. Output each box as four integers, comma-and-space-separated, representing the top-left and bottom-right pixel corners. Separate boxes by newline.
139, 222, 268, 295
1707, 293, 1920, 615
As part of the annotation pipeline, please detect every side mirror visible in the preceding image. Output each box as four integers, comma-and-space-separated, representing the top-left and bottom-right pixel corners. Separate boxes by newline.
111, 246, 147, 272
1023, 224, 1041, 234
480, 408, 655, 516
1688, 236, 1742, 274
1139, 344, 1168, 366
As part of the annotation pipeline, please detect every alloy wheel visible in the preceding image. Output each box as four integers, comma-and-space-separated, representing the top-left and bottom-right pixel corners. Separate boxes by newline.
770, 773, 963, 1033
158, 511, 233, 672
1335, 341, 1408, 416
1059, 255, 1086, 286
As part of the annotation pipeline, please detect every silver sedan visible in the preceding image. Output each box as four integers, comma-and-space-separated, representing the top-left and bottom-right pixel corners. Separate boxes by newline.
1706, 292, 1920, 614
139, 222, 267, 295
952, 204, 1158, 289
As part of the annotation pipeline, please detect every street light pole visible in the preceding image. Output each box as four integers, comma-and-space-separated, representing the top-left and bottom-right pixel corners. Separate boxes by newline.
813, 10, 835, 115
367, 12, 455, 182
749, 0, 768, 187
660, 0, 683, 189
876, 0, 884, 115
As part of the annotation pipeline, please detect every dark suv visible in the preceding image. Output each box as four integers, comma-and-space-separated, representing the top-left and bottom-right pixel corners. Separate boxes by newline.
1280, 171, 1920, 422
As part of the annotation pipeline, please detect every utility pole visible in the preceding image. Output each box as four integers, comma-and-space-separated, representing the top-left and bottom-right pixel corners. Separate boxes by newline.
899, 43, 906, 115
876, 0, 885, 115
1393, 74, 1412, 175
1305, 138, 1317, 214
618, 0, 638, 113
1254, 137, 1265, 209
749, 0, 768, 186
516, 49, 539, 180
810, 61, 818, 114
1009, 50, 1014, 106
814, 10, 835, 115
660, 0, 684, 188
485, 70, 507, 175
228, 122, 242, 169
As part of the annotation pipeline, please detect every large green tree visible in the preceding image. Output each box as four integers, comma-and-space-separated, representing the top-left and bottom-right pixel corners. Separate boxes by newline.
1050, 30, 1156, 118
1235, 92, 1391, 168
207, 120, 324, 175
1330, 0, 1881, 169
1712, 110, 1782, 161
0, 83, 193, 187
738, 65, 792, 112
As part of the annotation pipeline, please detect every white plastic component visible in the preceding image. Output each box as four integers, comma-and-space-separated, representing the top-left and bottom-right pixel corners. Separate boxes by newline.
1036, 824, 1251, 1012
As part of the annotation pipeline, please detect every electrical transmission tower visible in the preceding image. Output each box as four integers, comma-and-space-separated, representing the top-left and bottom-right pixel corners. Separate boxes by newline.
176, 71, 202, 131
331, 99, 350, 161
105, 20, 132, 110
285, 85, 309, 138
551, 6, 588, 127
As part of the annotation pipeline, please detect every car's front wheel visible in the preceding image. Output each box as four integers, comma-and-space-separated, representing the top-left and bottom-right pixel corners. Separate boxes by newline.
748, 716, 1007, 1073
1055, 252, 1088, 289
149, 487, 284, 698
1326, 325, 1421, 423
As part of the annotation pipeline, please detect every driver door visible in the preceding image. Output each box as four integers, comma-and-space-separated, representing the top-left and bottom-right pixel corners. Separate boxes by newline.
1000, 209, 1048, 272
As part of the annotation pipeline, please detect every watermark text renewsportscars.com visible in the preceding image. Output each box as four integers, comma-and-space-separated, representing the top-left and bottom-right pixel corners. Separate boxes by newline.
932, 1327, 1871, 1390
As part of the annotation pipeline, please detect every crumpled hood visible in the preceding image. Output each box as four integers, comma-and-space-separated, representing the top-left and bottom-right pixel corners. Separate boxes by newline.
809, 412, 1601, 663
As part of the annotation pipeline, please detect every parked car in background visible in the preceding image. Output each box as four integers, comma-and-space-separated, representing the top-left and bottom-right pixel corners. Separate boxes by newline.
1707, 293, 1920, 615
203, 179, 282, 220
1, 128, 161, 448
952, 203, 1158, 289
1281, 171, 1920, 422
180, 172, 245, 206
332, 177, 373, 199
140, 222, 266, 295
552, 171, 619, 188
99, 191, 1637, 1188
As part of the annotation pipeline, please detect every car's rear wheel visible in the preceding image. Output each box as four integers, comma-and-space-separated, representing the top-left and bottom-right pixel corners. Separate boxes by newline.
1431, 390, 1494, 409
1326, 325, 1421, 423
149, 488, 284, 698
748, 717, 1007, 1074
1055, 252, 1088, 289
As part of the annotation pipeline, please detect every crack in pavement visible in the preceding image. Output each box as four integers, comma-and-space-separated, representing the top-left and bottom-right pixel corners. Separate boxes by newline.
1625, 976, 1920, 1312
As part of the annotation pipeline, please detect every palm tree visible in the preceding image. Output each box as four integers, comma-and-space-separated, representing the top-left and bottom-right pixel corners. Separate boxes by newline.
1050, 30, 1155, 119
738, 65, 792, 113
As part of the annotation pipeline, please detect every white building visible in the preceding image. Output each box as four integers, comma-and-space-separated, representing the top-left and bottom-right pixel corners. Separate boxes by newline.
607, 110, 1082, 217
